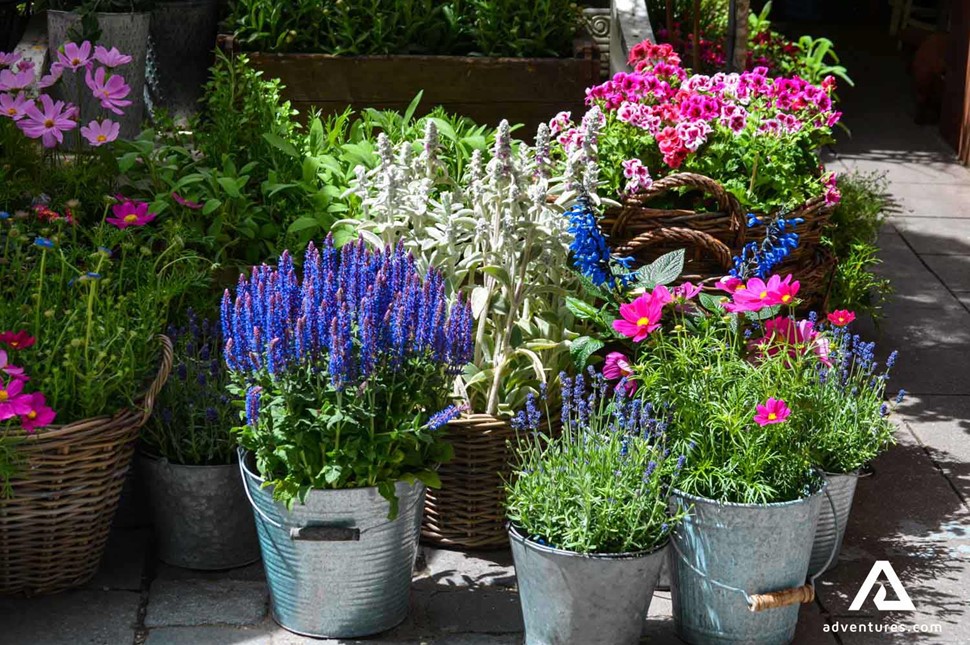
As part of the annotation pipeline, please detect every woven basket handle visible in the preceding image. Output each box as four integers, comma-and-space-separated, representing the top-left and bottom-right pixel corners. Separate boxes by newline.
615, 226, 734, 272
748, 584, 815, 612
139, 334, 174, 426
618, 172, 746, 244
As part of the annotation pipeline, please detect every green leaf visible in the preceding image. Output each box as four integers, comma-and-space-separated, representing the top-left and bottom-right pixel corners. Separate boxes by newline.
287, 216, 320, 234
565, 296, 600, 321
402, 91, 424, 129
569, 336, 604, 370
412, 470, 441, 489
698, 291, 727, 312
262, 132, 300, 158
202, 198, 222, 215
636, 249, 685, 288
216, 177, 242, 199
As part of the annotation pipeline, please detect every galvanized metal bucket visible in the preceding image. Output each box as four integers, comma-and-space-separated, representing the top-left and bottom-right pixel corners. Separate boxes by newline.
146, 0, 219, 120
239, 451, 425, 639
47, 10, 150, 141
668, 485, 830, 645
809, 471, 860, 575
140, 452, 260, 570
509, 525, 667, 645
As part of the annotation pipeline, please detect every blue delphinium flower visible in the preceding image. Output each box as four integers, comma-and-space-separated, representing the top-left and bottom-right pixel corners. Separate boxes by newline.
425, 404, 464, 431
565, 196, 632, 288
244, 386, 262, 426
730, 211, 804, 279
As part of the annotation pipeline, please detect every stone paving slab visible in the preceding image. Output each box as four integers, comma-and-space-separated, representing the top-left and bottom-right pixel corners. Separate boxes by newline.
144, 578, 269, 628
919, 255, 970, 293
889, 182, 970, 219
890, 217, 970, 257
83, 528, 152, 592
0, 590, 141, 645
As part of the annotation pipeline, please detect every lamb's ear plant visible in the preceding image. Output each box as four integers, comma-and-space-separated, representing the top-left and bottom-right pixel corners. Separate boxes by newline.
344, 117, 583, 416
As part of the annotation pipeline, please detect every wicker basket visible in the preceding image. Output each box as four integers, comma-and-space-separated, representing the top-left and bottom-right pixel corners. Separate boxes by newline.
602, 172, 836, 305
422, 413, 513, 549
0, 335, 173, 596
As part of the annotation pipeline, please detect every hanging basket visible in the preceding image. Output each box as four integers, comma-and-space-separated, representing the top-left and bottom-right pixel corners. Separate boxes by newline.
602, 172, 836, 307
0, 336, 174, 596
422, 413, 514, 549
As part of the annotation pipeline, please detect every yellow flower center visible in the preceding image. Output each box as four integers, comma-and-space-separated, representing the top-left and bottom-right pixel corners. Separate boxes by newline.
27, 410, 37, 420
637, 316, 651, 327
759, 290, 768, 299
97, 134, 107, 142
44, 119, 54, 128
124, 214, 138, 223
781, 294, 791, 303
0, 390, 7, 402
6, 108, 15, 115
768, 412, 777, 420
71, 57, 81, 65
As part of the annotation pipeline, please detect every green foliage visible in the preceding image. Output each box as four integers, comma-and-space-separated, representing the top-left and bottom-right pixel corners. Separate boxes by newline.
0, 212, 210, 423
228, 0, 581, 57
824, 171, 894, 318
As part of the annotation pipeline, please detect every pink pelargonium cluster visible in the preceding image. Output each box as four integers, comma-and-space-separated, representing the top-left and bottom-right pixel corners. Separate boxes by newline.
0, 332, 56, 433
621, 158, 653, 194
0, 42, 130, 149
583, 39, 840, 169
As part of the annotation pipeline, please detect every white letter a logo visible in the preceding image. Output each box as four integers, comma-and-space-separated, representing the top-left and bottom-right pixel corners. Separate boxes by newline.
849, 560, 915, 611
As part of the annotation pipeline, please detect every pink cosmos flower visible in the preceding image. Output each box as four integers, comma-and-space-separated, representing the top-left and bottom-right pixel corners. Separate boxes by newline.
717, 275, 743, 293
19, 392, 56, 432
827, 310, 856, 327
0, 330, 36, 351
93, 45, 132, 68
756, 316, 832, 367
80, 119, 120, 147
730, 277, 774, 312
603, 352, 637, 394
772, 275, 800, 306
0, 52, 21, 69
57, 41, 92, 71
18, 95, 77, 148
172, 192, 203, 210
673, 282, 702, 301
612, 288, 668, 342
107, 199, 156, 229
85, 66, 132, 115
754, 397, 790, 426
0, 378, 32, 421
38, 63, 64, 89
0, 66, 34, 92
0, 92, 33, 120
0, 350, 26, 381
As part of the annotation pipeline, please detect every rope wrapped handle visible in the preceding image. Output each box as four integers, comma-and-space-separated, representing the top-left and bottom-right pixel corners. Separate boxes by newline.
614, 172, 746, 245
139, 334, 174, 426
748, 584, 814, 612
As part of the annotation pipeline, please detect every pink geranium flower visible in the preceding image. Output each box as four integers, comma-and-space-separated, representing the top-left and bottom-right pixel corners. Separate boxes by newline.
622, 158, 653, 194
827, 310, 856, 327
0, 66, 34, 92
172, 192, 203, 210
107, 199, 156, 229
84, 66, 132, 115
613, 289, 667, 342
18, 95, 77, 148
0, 92, 33, 120
603, 352, 637, 394
754, 397, 791, 426
19, 392, 56, 432
0, 378, 32, 421
93, 45, 132, 68
57, 41, 92, 71
0, 330, 36, 351
80, 119, 120, 147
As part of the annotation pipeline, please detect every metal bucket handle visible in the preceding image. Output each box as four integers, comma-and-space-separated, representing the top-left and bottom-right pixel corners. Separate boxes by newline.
670, 488, 840, 613
237, 455, 422, 541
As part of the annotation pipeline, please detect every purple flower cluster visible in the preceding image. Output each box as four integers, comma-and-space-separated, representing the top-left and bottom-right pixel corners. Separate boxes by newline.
221, 236, 474, 391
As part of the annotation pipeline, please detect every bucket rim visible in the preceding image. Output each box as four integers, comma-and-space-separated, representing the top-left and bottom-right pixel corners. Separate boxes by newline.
508, 523, 669, 560
237, 448, 423, 496
139, 449, 239, 470
670, 478, 828, 510
47, 8, 153, 17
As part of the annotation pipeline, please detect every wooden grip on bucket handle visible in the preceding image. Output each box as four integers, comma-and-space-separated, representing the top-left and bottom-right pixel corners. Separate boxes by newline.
748, 584, 815, 612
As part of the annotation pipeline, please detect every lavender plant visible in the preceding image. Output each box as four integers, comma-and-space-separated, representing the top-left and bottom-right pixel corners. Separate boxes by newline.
345, 119, 578, 416
143, 311, 236, 466
506, 371, 686, 554
220, 236, 473, 513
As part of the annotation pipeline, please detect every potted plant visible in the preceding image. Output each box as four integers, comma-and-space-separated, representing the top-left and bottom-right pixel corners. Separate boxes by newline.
46, 1, 152, 138
0, 201, 206, 595
222, 0, 599, 134
553, 40, 842, 304
222, 236, 473, 638
506, 374, 685, 644
799, 309, 902, 574
345, 118, 581, 547
140, 309, 259, 570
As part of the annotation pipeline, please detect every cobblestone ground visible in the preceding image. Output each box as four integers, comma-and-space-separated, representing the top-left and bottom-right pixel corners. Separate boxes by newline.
2, 26, 970, 645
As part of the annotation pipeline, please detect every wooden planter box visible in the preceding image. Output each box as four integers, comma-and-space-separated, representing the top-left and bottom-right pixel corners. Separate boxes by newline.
225, 38, 600, 136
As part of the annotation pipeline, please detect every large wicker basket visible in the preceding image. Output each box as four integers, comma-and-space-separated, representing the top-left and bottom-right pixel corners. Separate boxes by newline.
422, 413, 513, 549
0, 335, 173, 596
602, 172, 836, 307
